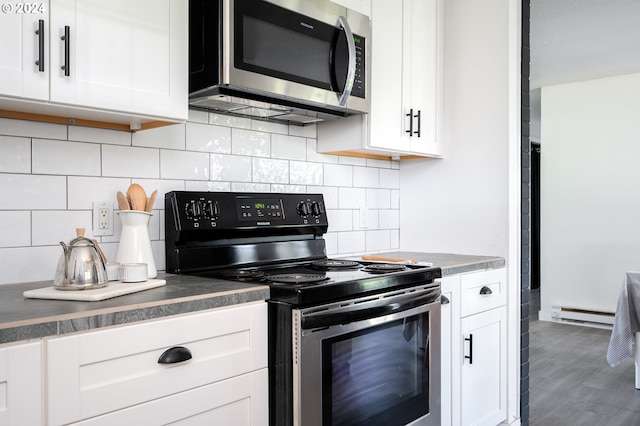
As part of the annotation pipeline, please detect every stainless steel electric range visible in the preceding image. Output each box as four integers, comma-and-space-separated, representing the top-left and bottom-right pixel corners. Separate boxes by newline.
165, 191, 442, 426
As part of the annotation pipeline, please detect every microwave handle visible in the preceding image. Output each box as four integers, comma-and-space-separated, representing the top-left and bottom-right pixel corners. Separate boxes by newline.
337, 16, 356, 106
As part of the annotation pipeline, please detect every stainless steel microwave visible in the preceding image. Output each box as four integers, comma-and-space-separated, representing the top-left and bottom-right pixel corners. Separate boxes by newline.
189, 0, 371, 125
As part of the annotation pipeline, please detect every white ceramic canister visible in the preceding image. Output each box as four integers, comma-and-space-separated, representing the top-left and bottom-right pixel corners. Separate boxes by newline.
115, 210, 157, 278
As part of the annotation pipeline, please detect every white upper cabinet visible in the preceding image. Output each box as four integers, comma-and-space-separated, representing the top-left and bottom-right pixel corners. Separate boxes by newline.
318, 0, 443, 158
0, 0, 188, 126
0, 1, 50, 101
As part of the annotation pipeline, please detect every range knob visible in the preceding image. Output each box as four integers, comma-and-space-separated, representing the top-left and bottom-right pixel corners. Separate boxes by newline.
310, 202, 323, 216
185, 200, 201, 219
202, 200, 219, 219
297, 201, 311, 216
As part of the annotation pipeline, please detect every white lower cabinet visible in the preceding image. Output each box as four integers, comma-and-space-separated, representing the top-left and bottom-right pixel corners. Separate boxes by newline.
441, 268, 507, 426
0, 341, 42, 426
46, 301, 268, 426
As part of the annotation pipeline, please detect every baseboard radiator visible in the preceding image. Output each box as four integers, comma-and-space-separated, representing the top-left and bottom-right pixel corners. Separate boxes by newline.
549, 305, 615, 329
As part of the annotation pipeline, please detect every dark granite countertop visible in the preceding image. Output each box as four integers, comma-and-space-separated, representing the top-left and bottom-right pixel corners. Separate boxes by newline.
0, 273, 269, 345
0, 252, 504, 345
364, 251, 505, 276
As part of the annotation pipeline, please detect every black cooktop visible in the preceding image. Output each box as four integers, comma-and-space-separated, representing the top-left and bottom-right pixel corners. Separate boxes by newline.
195, 259, 442, 307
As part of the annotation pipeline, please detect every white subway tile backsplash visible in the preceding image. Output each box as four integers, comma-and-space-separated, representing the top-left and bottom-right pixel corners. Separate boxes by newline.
0, 246, 60, 285
0, 136, 30, 173
211, 154, 251, 182
289, 124, 317, 138
232, 129, 271, 157
366, 230, 391, 251
231, 182, 271, 192
324, 164, 353, 187
379, 209, 400, 229
67, 176, 130, 210
32, 211, 93, 246
391, 189, 400, 209
380, 169, 400, 189
251, 120, 288, 135
0, 118, 66, 140
186, 122, 232, 153
353, 166, 379, 188
252, 158, 289, 183
306, 140, 340, 164
186, 181, 230, 192
0, 175, 67, 210
271, 134, 307, 160
338, 187, 366, 209
290, 161, 322, 185
133, 123, 186, 150
337, 231, 366, 253
209, 112, 251, 129
68, 126, 131, 145
0, 116, 401, 285
0, 212, 30, 248
366, 188, 391, 209
339, 156, 366, 166
33, 139, 100, 176
161, 150, 210, 180
327, 209, 352, 232
103, 145, 160, 178
270, 184, 307, 193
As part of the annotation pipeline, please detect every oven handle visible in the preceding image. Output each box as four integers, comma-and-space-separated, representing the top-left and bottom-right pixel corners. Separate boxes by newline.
301, 288, 440, 330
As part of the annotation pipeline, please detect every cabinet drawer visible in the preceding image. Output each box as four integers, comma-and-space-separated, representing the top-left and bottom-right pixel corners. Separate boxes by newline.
47, 301, 267, 426
460, 268, 507, 317
0, 341, 42, 426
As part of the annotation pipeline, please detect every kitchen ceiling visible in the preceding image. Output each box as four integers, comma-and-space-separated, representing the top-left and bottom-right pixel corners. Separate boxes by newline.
530, 0, 640, 89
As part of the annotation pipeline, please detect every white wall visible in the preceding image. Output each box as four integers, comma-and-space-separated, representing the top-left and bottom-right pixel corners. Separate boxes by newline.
540, 72, 640, 317
0, 111, 401, 285
400, 0, 512, 259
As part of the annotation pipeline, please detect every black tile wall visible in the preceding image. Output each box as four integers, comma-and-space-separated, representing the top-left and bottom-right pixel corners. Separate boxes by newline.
520, 0, 531, 424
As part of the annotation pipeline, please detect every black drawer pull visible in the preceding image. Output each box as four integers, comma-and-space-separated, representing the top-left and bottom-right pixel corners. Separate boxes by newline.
35, 19, 45, 71
480, 286, 493, 295
61, 25, 70, 76
158, 346, 192, 364
464, 334, 473, 364
441, 295, 450, 305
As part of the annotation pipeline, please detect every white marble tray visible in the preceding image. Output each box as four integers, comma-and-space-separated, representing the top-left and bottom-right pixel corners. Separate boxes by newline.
23, 279, 166, 302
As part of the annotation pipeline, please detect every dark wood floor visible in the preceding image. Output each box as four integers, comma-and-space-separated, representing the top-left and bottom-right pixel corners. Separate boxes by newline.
529, 289, 640, 425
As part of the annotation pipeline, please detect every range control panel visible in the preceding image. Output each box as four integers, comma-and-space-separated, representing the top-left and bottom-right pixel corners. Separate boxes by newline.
166, 191, 328, 234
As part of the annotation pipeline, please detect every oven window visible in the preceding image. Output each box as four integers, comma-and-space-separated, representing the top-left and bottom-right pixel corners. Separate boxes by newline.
322, 313, 430, 426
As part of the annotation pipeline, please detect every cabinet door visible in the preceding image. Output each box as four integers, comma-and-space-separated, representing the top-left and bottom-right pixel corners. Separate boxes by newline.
460, 306, 507, 426
369, 0, 410, 152
0, 1, 49, 100
0, 341, 42, 426
405, 0, 441, 156
49, 0, 187, 119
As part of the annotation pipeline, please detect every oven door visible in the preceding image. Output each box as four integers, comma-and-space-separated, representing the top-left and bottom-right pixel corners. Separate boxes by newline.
293, 284, 441, 426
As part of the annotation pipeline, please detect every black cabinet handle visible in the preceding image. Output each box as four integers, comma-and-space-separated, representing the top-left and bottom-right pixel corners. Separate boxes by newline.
405, 108, 414, 136
480, 286, 493, 295
414, 110, 421, 137
464, 334, 473, 364
61, 25, 70, 76
158, 346, 192, 364
441, 295, 450, 305
35, 19, 45, 72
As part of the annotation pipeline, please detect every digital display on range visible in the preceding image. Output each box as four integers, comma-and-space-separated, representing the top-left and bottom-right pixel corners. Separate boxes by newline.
236, 198, 284, 221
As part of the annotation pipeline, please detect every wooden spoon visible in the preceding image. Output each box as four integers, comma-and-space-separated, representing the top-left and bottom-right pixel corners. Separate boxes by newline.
116, 191, 130, 210
127, 183, 147, 211
145, 190, 158, 213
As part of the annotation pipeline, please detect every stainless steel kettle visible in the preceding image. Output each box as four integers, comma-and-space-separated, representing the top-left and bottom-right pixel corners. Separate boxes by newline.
54, 228, 108, 290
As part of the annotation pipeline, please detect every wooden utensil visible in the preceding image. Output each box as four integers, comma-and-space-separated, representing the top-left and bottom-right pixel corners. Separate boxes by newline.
117, 191, 130, 210
145, 190, 157, 212
127, 183, 147, 211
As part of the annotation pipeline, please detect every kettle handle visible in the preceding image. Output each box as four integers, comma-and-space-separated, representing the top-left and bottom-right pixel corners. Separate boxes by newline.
59, 241, 70, 280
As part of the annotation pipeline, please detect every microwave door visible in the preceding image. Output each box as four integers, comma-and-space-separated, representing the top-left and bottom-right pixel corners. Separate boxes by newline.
331, 16, 357, 106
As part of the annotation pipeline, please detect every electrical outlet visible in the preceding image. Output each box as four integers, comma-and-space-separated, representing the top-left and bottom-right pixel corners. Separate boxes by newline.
359, 206, 369, 229
93, 201, 113, 236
